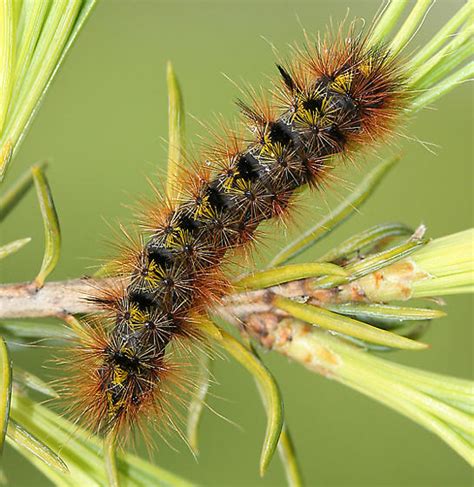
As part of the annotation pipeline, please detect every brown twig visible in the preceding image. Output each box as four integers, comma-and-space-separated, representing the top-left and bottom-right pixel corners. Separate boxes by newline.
0, 256, 424, 321
0, 278, 109, 318
0, 276, 330, 319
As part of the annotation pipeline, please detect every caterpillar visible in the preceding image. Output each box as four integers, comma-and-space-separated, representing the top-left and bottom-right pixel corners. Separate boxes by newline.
62, 25, 405, 441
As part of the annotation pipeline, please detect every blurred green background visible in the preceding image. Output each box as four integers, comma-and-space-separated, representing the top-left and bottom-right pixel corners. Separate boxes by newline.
1, 0, 473, 486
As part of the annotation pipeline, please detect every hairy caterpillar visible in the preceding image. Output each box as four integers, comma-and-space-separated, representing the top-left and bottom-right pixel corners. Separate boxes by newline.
62, 25, 406, 442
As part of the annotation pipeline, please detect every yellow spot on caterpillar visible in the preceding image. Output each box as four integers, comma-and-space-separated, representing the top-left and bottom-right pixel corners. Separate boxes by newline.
128, 302, 149, 329
232, 177, 253, 195
292, 107, 320, 127
223, 174, 237, 191
260, 138, 285, 159
219, 164, 241, 191
359, 57, 373, 76
143, 259, 165, 287
331, 71, 353, 94
106, 389, 126, 417
113, 366, 129, 385
292, 95, 334, 129
165, 226, 186, 248
193, 193, 215, 219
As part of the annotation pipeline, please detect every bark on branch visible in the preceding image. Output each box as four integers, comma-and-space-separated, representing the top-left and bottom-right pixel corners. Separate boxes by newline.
0, 278, 111, 318
0, 276, 333, 319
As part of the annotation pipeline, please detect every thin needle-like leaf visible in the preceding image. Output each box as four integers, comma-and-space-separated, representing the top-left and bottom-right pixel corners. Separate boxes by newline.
0, 0, 97, 179
11, 391, 194, 486
0, 466, 7, 484
278, 426, 303, 487
316, 222, 413, 264
344, 374, 474, 466
245, 342, 303, 486
235, 262, 346, 291
341, 234, 426, 280
13, 367, 59, 398
6, 419, 68, 474
0, 0, 15, 134
269, 156, 400, 267
166, 61, 185, 197
325, 303, 446, 327
387, 381, 473, 435
186, 351, 211, 456
0, 337, 12, 454
104, 431, 120, 487
3, 1, 80, 137
368, 0, 410, 46
410, 60, 474, 113
0, 237, 30, 260
313, 236, 426, 289
0, 161, 47, 221
409, 23, 474, 90
390, 0, 434, 56
0, 140, 12, 182
32, 164, 61, 288
408, 0, 473, 72
0, 321, 72, 341
273, 295, 428, 350
10, 1, 51, 110
212, 328, 283, 476
340, 348, 474, 459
